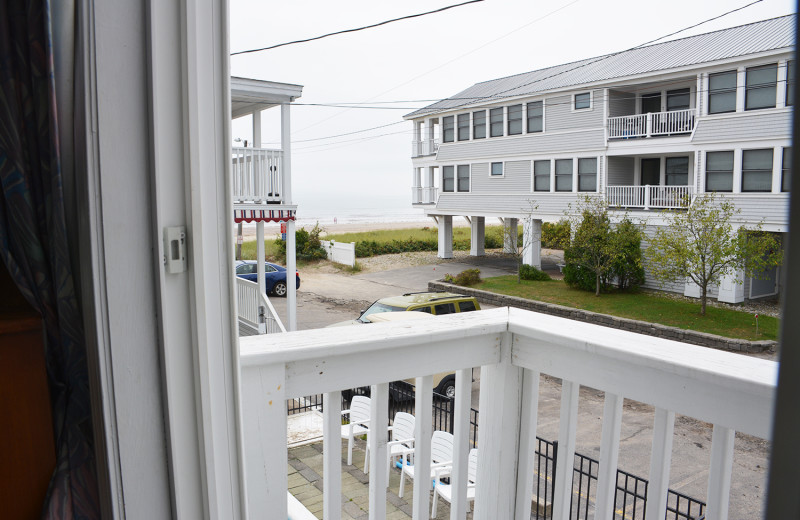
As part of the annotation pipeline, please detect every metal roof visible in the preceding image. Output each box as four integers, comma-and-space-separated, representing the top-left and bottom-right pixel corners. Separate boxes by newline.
406, 14, 795, 119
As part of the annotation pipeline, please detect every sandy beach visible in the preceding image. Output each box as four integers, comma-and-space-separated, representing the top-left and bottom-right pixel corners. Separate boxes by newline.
237, 218, 472, 239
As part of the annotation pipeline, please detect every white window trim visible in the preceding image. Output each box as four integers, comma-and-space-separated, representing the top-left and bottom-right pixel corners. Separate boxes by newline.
526, 99, 545, 134
442, 165, 456, 193
490, 161, 505, 178
456, 164, 472, 193
532, 159, 552, 193
577, 156, 599, 193
572, 91, 593, 112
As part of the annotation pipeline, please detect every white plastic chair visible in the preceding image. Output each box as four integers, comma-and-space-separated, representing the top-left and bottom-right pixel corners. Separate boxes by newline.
365, 411, 416, 479
398, 430, 454, 498
341, 395, 371, 468
431, 448, 478, 518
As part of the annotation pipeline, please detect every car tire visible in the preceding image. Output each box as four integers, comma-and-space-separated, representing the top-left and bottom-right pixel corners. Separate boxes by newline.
438, 376, 456, 400
272, 281, 287, 297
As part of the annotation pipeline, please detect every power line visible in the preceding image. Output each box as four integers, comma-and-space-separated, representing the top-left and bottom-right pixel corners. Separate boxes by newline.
231, 0, 484, 56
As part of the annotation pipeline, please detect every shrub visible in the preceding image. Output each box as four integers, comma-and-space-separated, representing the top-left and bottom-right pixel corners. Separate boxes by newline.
542, 219, 571, 249
519, 264, 552, 281
275, 223, 328, 262
610, 218, 645, 291
443, 268, 481, 286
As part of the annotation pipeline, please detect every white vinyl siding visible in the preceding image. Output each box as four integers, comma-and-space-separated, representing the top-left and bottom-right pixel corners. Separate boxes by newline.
691, 111, 791, 143
471, 161, 531, 192
546, 91, 604, 131
435, 192, 589, 216
436, 129, 604, 161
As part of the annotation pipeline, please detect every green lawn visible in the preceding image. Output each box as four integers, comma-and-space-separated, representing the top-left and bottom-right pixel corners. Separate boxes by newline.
476, 275, 778, 341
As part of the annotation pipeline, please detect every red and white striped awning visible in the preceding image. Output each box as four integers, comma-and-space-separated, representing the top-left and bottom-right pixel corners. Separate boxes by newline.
234, 209, 296, 223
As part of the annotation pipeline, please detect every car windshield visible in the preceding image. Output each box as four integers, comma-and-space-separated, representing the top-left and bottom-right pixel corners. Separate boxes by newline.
357, 302, 406, 323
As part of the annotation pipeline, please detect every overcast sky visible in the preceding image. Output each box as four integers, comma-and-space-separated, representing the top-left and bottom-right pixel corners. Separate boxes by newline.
229, 0, 795, 214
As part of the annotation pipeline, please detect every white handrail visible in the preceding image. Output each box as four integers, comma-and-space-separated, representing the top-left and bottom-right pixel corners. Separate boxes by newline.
239, 307, 775, 519
606, 185, 694, 209
411, 186, 439, 204
231, 147, 284, 203
236, 277, 286, 334
608, 109, 696, 139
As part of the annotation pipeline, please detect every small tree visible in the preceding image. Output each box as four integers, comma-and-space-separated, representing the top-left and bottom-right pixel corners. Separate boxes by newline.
611, 218, 645, 291
646, 193, 782, 315
563, 197, 617, 296
500, 200, 540, 283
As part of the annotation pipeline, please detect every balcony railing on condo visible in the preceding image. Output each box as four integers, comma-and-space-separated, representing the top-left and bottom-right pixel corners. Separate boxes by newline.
607, 185, 694, 210
608, 108, 697, 139
411, 186, 438, 204
232, 147, 284, 203
411, 138, 440, 157
235, 277, 286, 334
239, 307, 775, 519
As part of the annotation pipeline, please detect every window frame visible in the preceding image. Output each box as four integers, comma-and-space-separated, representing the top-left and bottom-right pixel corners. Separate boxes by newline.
741, 148, 774, 193
442, 165, 455, 192
705, 151, 734, 193
527, 100, 543, 133
708, 70, 737, 114
534, 160, 551, 192
489, 107, 504, 137
457, 164, 471, 192
782, 147, 792, 193
507, 104, 523, 135
745, 63, 778, 111
787, 60, 795, 107
573, 92, 592, 111
457, 113, 470, 141
665, 156, 690, 186
555, 158, 573, 192
473, 110, 486, 139
577, 157, 597, 192
490, 162, 504, 177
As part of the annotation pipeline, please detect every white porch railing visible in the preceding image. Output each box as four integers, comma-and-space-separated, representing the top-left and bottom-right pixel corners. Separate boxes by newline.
412, 186, 438, 204
608, 108, 697, 139
232, 147, 284, 203
606, 185, 694, 210
411, 139, 440, 157
239, 307, 775, 520
236, 277, 286, 334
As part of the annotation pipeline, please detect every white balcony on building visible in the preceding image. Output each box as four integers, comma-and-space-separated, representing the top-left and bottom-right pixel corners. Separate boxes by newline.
608, 108, 697, 139
606, 185, 694, 210
606, 78, 699, 141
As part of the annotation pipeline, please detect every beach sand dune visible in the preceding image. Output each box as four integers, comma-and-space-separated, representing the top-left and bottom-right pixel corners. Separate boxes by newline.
237, 219, 472, 239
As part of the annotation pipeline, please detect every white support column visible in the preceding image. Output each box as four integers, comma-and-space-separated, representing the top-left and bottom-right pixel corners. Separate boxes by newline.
256, 221, 266, 334
684, 278, 702, 298
717, 268, 745, 304
551, 380, 579, 520
706, 425, 735, 520
777, 59, 788, 109
772, 147, 782, 193
323, 392, 342, 520
368, 383, 389, 520
503, 218, 518, 254
282, 103, 297, 331
522, 219, 541, 268
645, 408, 675, 520
438, 215, 453, 259
450, 368, 473, 520
595, 393, 624, 520
252, 110, 262, 148
733, 149, 743, 194
412, 375, 433, 519
470, 216, 485, 257
474, 333, 523, 520
736, 67, 746, 112
514, 369, 540, 520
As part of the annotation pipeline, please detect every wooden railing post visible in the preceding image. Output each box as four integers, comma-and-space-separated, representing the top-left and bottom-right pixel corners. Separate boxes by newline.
644, 185, 651, 210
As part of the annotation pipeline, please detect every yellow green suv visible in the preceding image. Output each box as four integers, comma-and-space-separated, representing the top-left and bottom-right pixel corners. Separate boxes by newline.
329, 291, 480, 328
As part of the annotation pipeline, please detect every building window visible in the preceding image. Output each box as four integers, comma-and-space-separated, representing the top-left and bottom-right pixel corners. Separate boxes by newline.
745, 63, 778, 110
708, 71, 737, 114
787, 61, 795, 107
665, 157, 689, 186
666, 88, 690, 111
555, 159, 573, 191
507, 104, 523, 135
457, 114, 470, 141
442, 166, 454, 192
443, 116, 454, 143
578, 158, 597, 192
490, 108, 504, 137
742, 149, 774, 192
491, 162, 503, 176
457, 165, 470, 192
705, 151, 734, 192
527, 101, 543, 133
782, 147, 791, 192
574, 92, 591, 110
473, 110, 486, 139
534, 160, 550, 191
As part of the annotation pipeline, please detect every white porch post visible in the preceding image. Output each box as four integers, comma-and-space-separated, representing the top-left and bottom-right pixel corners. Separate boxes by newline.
684, 279, 702, 298
717, 268, 745, 304
503, 218, 518, 254
470, 216, 485, 257
282, 102, 297, 331
438, 215, 453, 259
522, 219, 541, 268
256, 221, 266, 334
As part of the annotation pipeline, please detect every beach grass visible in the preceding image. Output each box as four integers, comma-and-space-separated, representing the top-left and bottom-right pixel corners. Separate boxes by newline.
476, 275, 778, 341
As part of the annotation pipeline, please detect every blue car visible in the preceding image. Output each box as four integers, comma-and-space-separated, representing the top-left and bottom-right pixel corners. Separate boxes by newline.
235, 260, 300, 297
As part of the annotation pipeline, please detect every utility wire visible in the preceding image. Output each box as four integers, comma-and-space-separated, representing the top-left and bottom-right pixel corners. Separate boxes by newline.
231, 0, 484, 55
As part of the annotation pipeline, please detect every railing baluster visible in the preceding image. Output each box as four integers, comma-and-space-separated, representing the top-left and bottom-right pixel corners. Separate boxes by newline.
323, 391, 342, 520
552, 380, 580, 520
451, 368, 474, 520
413, 375, 433, 519
368, 383, 389, 520
645, 408, 675, 520
515, 369, 541, 520
705, 425, 735, 520
596, 392, 623, 520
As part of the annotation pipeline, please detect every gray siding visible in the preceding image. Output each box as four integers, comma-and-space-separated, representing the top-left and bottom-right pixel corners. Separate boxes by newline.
436, 129, 605, 161
639, 225, 688, 294
608, 89, 636, 117
471, 160, 531, 193
545, 90, 605, 131
692, 111, 791, 143
719, 194, 790, 227
607, 156, 635, 185
435, 192, 588, 219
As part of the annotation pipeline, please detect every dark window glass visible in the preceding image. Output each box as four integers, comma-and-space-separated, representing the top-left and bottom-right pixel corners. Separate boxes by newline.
442, 166, 454, 192
575, 93, 591, 109
458, 301, 477, 312
742, 149, 773, 192
457, 113, 470, 141
665, 157, 689, 186
782, 147, 791, 192
709, 71, 737, 114
457, 165, 470, 192
412, 306, 433, 314
787, 61, 795, 107
705, 151, 734, 192
527, 101, 543, 133
490, 108, 504, 137
443, 116, 454, 142
667, 88, 690, 111
578, 158, 597, 192
491, 162, 503, 176
534, 160, 550, 191
555, 159, 573, 191
508, 104, 523, 135
746, 64, 778, 110
473, 110, 486, 139
434, 303, 456, 315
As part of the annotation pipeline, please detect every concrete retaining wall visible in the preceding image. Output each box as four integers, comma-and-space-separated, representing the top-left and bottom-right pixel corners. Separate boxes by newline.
428, 280, 776, 353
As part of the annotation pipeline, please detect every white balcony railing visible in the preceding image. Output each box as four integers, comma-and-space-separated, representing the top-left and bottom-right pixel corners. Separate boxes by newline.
236, 277, 286, 334
411, 186, 438, 204
606, 185, 694, 210
608, 108, 697, 139
239, 307, 775, 519
411, 138, 440, 157
232, 147, 284, 204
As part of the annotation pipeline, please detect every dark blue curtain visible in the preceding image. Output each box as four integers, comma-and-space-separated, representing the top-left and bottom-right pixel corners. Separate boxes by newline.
0, 0, 99, 518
